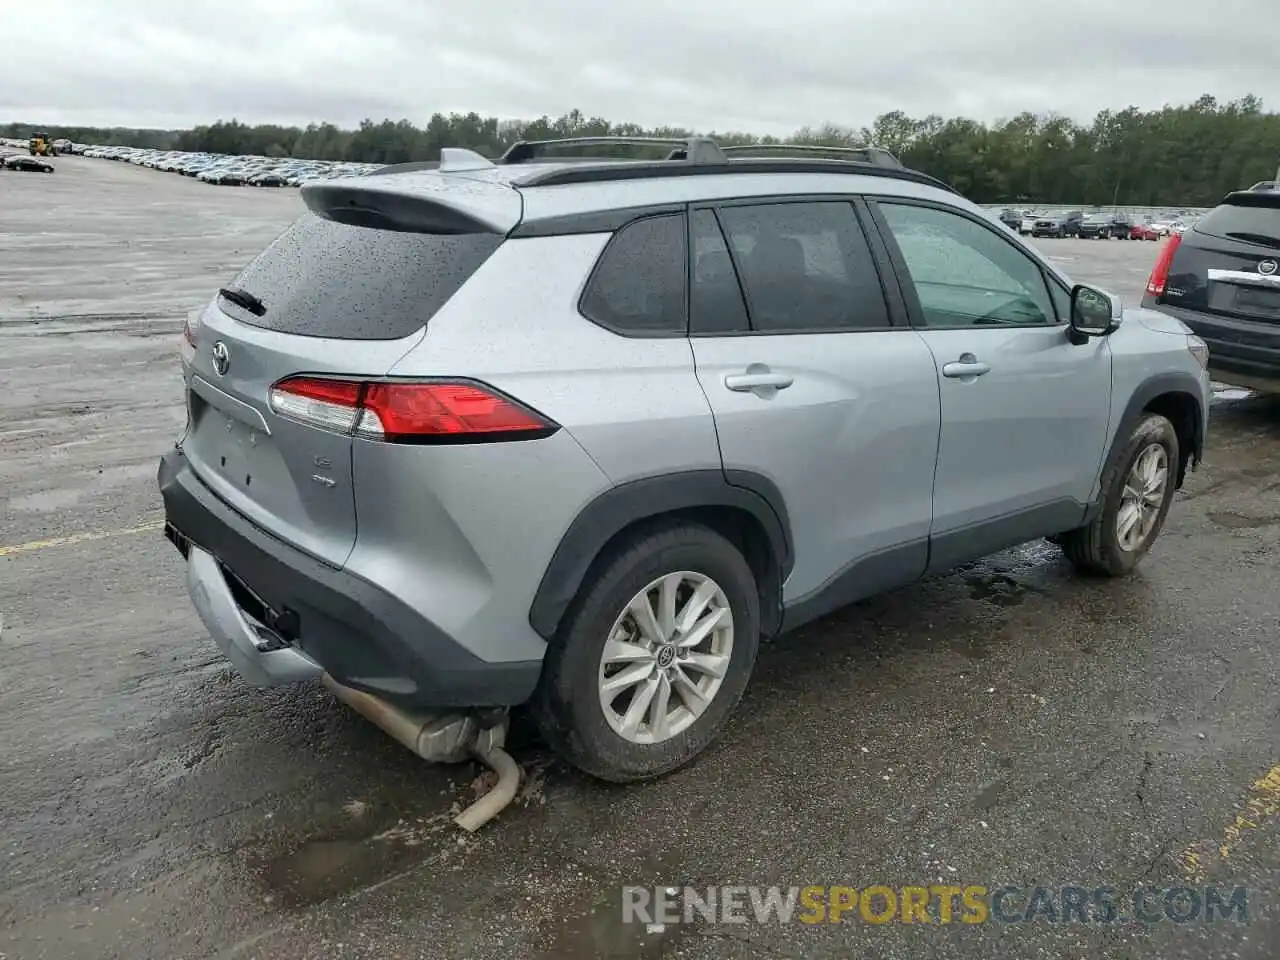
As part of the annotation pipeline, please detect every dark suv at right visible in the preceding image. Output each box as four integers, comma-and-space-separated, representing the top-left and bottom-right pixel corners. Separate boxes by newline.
1144, 189, 1280, 392
1031, 210, 1084, 238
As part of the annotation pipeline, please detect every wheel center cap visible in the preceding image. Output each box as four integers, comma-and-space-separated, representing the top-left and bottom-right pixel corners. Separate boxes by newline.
656, 645, 676, 668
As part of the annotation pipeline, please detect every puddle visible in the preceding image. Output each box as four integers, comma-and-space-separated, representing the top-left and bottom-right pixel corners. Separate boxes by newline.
963, 572, 1038, 608
255, 812, 459, 907
532, 894, 679, 959
1209, 510, 1280, 530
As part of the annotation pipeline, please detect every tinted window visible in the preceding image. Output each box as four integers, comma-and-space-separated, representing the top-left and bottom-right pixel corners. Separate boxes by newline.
225, 214, 503, 340
716, 202, 889, 332
690, 209, 750, 334
580, 214, 688, 335
879, 203, 1056, 327
1195, 201, 1280, 249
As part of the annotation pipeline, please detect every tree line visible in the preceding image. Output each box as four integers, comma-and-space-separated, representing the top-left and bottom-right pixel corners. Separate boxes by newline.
5, 95, 1278, 207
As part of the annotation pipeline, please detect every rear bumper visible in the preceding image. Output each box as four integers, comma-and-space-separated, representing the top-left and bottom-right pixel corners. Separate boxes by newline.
1144, 300, 1280, 393
158, 449, 542, 710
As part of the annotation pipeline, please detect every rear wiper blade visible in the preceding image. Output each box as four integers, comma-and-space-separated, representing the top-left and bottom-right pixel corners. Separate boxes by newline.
218, 286, 266, 316
1224, 231, 1280, 248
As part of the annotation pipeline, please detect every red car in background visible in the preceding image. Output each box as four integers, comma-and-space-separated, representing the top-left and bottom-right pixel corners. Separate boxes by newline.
1131, 223, 1161, 240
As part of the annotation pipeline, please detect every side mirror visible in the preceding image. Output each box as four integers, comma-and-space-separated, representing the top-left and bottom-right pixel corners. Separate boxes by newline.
1069, 284, 1119, 343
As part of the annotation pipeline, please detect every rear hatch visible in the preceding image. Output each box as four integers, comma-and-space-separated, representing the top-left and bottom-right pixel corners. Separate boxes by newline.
1166, 192, 1280, 324
183, 178, 516, 567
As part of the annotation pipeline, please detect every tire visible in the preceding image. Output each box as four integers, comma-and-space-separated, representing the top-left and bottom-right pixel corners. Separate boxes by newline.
1059, 413, 1179, 577
532, 522, 760, 782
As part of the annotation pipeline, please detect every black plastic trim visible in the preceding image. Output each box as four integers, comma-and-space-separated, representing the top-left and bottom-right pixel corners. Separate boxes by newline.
925, 499, 1088, 576
781, 539, 928, 633
528, 470, 793, 640
510, 203, 687, 238
517, 159, 956, 194
1098, 371, 1207, 487
159, 450, 541, 709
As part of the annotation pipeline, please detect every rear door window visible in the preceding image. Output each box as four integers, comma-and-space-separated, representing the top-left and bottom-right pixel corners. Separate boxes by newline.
222, 214, 503, 340
579, 214, 688, 336
715, 201, 889, 332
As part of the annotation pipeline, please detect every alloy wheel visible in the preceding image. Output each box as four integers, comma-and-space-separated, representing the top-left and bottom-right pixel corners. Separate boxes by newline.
1117, 443, 1169, 551
597, 571, 735, 744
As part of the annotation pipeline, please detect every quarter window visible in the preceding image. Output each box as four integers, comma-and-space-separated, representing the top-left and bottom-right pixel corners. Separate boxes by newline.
580, 214, 687, 335
878, 203, 1057, 327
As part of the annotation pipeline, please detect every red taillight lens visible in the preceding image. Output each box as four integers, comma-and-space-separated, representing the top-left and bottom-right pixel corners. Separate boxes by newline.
269, 377, 554, 443
1145, 233, 1183, 296
360, 383, 552, 440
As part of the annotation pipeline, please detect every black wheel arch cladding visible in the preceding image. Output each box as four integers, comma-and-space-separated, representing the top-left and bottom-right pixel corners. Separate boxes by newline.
1101, 372, 1204, 490
528, 470, 792, 642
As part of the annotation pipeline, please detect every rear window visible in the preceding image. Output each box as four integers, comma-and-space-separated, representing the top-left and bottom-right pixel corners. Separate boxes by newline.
222, 214, 503, 340
1195, 199, 1280, 249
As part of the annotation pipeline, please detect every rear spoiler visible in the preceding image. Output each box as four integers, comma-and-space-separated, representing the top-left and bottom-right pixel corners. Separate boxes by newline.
1222, 190, 1280, 208
300, 175, 522, 235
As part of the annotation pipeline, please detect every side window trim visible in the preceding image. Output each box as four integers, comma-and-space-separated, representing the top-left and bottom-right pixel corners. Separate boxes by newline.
577, 210, 690, 339
852, 197, 912, 328
686, 205, 752, 336
688, 195, 901, 337
864, 196, 1070, 330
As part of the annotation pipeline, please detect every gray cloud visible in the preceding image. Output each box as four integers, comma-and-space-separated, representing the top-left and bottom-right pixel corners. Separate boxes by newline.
4, 0, 1277, 133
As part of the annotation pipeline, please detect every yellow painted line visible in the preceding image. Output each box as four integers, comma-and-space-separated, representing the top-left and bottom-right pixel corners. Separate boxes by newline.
1181, 763, 1280, 880
0, 520, 165, 558
1218, 764, 1280, 860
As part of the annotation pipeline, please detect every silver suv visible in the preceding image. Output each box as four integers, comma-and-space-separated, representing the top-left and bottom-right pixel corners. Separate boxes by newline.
159, 137, 1211, 782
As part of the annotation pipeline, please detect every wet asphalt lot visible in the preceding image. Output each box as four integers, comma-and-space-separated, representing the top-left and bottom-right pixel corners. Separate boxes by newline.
1, 156, 1278, 960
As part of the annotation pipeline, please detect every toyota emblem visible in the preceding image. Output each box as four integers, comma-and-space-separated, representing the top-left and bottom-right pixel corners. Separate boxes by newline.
1259, 260, 1278, 276
212, 341, 231, 376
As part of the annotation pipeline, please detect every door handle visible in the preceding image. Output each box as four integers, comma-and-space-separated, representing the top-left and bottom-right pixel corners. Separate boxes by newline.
724, 372, 794, 391
941, 353, 991, 379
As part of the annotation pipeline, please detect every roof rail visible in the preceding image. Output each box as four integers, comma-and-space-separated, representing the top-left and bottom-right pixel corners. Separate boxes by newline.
515, 158, 956, 194
500, 136, 727, 164
721, 143, 903, 169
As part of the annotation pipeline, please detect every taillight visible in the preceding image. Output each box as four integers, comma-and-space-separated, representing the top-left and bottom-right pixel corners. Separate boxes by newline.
1145, 233, 1183, 296
268, 377, 556, 443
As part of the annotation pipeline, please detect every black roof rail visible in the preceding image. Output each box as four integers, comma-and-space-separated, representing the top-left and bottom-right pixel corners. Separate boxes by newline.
500, 136, 727, 164
721, 143, 903, 169
515, 157, 956, 194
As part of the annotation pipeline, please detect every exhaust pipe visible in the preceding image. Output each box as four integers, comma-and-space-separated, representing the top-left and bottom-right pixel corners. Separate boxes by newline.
322, 674, 520, 832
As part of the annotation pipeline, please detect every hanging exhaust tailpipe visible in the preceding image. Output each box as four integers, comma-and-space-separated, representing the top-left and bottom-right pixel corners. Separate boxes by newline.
321, 674, 520, 832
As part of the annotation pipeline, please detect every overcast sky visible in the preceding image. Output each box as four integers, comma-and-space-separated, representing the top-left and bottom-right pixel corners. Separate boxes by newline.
4, 0, 1278, 134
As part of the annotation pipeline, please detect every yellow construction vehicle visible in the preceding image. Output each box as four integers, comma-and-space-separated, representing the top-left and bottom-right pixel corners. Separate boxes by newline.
29, 133, 57, 157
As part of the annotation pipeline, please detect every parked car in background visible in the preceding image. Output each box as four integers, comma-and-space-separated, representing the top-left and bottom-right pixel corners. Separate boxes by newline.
1144, 188, 1280, 393
1032, 210, 1084, 237
70, 143, 388, 185
1132, 222, 1161, 241
996, 209, 1023, 231
1078, 214, 1120, 239
1020, 213, 1039, 235
3, 154, 54, 172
